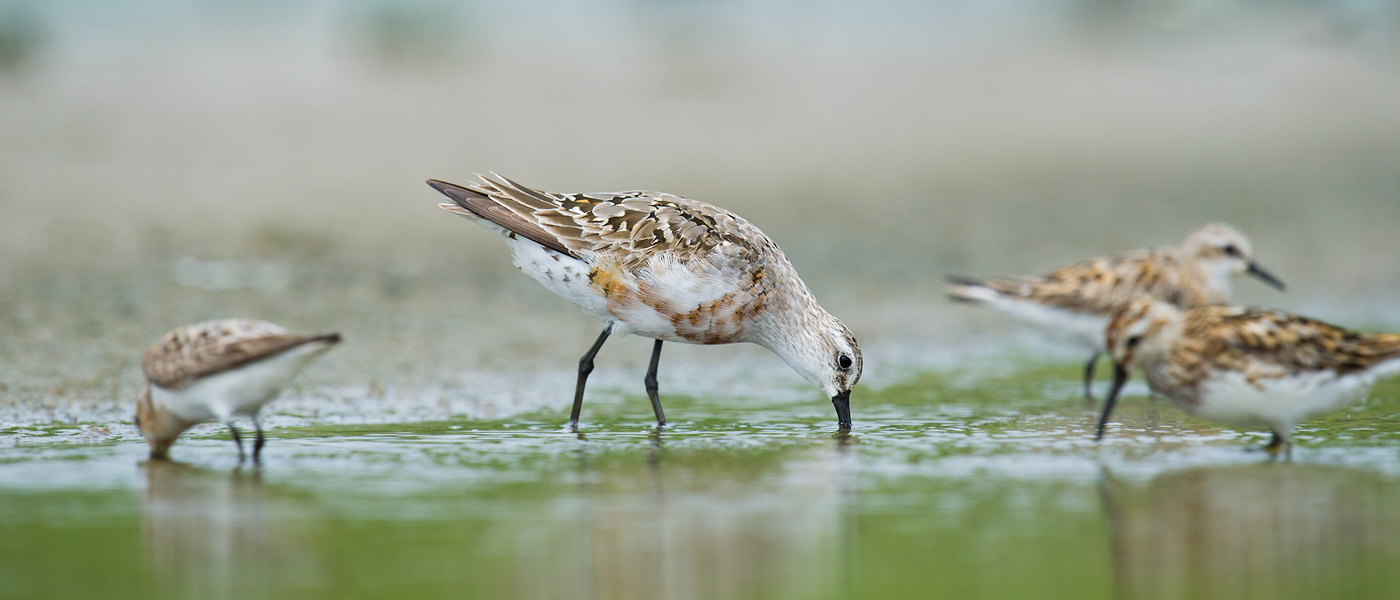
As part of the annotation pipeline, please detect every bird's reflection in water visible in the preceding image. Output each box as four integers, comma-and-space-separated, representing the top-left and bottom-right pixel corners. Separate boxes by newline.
141, 462, 309, 600
538, 434, 846, 600
1101, 463, 1400, 600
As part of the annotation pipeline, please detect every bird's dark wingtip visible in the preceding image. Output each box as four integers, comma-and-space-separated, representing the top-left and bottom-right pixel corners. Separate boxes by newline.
426, 178, 490, 204
945, 275, 984, 287
946, 275, 994, 304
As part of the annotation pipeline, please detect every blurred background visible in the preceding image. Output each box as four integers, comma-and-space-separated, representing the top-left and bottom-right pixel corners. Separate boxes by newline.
2, 0, 1399, 419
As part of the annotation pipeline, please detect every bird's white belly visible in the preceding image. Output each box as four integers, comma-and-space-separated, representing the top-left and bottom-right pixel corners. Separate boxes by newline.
1188, 368, 1375, 429
984, 296, 1108, 349
507, 237, 614, 324
508, 239, 749, 343
151, 342, 335, 423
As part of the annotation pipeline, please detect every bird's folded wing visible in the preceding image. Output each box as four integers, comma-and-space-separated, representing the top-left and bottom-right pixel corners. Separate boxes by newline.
143, 321, 338, 388
434, 174, 762, 266
1195, 306, 1400, 375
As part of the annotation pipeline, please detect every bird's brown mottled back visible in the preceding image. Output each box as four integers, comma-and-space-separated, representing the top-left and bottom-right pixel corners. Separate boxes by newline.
949, 223, 1281, 322
142, 320, 341, 389
1172, 307, 1400, 386
966, 249, 1214, 315
441, 174, 773, 269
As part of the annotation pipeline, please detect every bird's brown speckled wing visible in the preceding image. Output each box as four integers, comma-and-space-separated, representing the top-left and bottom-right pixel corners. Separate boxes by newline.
957, 250, 1200, 315
1184, 306, 1400, 376
142, 320, 340, 389
432, 174, 768, 267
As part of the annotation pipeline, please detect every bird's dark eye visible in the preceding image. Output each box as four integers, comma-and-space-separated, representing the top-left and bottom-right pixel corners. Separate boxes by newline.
1126, 336, 1142, 350
1222, 244, 1239, 257
837, 354, 852, 370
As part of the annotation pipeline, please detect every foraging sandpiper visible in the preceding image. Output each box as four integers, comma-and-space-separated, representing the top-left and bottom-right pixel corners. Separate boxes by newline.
1096, 297, 1400, 458
949, 223, 1284, 400
136, 319, 341, 461
428, 174, 861, 430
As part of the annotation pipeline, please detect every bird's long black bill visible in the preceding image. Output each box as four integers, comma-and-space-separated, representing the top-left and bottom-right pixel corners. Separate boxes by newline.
1247, 261, 1286, 291
832, 390, 852, 431
1095, 365, 1129, 441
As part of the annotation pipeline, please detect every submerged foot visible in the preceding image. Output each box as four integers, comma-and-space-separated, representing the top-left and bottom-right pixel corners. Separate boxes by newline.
1262, 430, 1293, 462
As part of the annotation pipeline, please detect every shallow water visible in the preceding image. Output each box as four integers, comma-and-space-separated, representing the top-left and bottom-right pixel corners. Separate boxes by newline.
4, 370, 1400, 600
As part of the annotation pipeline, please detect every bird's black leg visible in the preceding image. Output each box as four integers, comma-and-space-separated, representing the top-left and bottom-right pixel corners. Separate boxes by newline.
1266, 428, 1293, 462
252, 415, 266, 464
571, 323, 613, 430
645, 339, 666, 427
1083, 351, 1101, 406
227, 422, 246, 463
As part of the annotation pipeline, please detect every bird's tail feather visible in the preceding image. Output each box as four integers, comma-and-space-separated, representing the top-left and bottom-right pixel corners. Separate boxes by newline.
947, 276, 1001, 304
427, 177, 575, 257
1363, 334, 1400, 379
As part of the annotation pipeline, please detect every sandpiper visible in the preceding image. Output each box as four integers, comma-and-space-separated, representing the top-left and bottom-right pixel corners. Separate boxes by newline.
136, 319, 341, 461
1096, 297, 1400, 458
948, 223, 1284, 400
428, 174, 861, 430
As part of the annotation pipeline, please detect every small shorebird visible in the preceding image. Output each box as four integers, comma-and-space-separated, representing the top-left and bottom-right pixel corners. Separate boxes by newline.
948, 223, 1284, 400
1096, 297, 1400, 458
428, 174, 861, 430
136, 320, 341, 461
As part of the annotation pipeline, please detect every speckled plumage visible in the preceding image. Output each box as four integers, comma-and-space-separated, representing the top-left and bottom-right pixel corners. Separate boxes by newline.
142, 319, 338, 389
954, 246, 1212, 316
948, 223, 1284, 347
429, 174, 861, 428
949, 223, 1284, 402
1097, 297, 1400, 456
136, 319, 341, 460
442, 174, 767, 264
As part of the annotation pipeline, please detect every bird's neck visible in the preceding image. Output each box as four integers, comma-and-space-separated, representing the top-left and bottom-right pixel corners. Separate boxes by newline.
747, 285, 834, 389
1174, 251, 1231, 305
744, 261, 823, 346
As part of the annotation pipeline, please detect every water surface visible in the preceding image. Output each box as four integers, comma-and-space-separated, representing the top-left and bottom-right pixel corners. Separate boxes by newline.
5, 370, 1399, 600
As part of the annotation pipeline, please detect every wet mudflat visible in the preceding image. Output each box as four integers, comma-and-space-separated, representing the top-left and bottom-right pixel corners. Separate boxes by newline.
4, 370, 1400, 600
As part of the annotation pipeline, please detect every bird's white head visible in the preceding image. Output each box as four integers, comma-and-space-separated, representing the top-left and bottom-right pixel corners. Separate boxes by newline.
1180, 223, 1285, 297
1096, 296, 1187, 440
1105, 296, 1184, 371
760, 307, 861, 429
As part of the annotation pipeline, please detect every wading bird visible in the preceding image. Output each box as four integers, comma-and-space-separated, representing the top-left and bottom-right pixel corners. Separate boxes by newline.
136, 320, 340, 461
1096, 297, 1400, 459
949, 223, 1284, 401
428, 174, 860, 431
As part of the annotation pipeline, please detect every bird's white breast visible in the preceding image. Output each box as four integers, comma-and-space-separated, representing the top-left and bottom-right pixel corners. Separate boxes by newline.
1199, 259, 1235, 300
507, 236, 753, 343
1186, 367, 1378, 430
151, 342, 336, 423
617, 253, 750, 342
